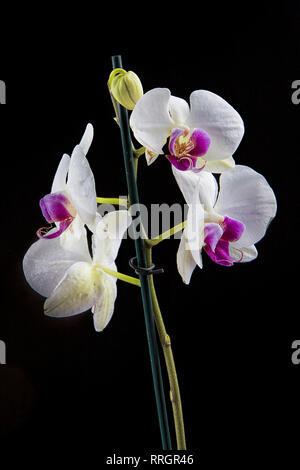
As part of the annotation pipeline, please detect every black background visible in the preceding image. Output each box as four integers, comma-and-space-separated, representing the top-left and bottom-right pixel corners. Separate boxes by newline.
0, 3, 299, 466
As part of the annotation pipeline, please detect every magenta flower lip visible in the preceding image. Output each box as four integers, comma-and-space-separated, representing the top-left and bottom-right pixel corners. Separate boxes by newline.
37, 192, 76, 239
166, 154, 196, 171
36, 218, 74, 239
186, 129, 211, 157
166, 127, 210, 172
204, 216, 245, 266
39, 193, 75, 222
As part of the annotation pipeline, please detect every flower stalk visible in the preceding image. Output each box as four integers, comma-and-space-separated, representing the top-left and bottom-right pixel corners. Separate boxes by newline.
96, 197, 128, 207
146, 221, 187, 247
145, 244, 186, 450
96, 265, 141, 287
111, 55, 172, 450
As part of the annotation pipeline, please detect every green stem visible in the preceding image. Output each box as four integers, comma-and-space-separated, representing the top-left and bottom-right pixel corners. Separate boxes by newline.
146, 221, 187, 247
132, 147, 186, 448
96, 265, 141, 287
96, 197, 128, 207
145, 245, 187, 450
133, 155, 139, 178
133, 146, 146, 158
111, 55, 172, 450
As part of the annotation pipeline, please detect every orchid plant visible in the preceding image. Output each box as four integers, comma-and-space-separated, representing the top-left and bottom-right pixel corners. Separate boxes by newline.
23, 55, 277, 450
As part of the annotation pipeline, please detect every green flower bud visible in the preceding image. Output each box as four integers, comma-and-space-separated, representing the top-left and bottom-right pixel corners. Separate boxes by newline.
108, 68, 143, 110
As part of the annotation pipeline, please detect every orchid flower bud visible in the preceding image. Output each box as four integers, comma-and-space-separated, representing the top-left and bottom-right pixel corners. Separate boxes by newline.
109, 68, 143, 110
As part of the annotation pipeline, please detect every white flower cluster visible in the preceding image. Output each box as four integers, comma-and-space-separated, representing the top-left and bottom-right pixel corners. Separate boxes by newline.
130, 88, 277, 282
23, 86, 277, 330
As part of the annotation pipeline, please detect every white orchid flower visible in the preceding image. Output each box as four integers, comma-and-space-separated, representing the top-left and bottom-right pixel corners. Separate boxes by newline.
23, 210, 132, 332
37, 123, 97, 245
130, 88, 244, 173
173, 165, 277, 284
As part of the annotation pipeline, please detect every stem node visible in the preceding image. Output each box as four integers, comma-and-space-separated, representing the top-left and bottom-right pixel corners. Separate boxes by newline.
164, 334, 171, 347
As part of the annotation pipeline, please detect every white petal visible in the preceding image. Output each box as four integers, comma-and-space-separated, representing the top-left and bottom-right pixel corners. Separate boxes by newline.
86, 211, 102, 235
59, 216, 91, 259
204, 156, 235, 173
177, 232, 198, 284
44, 262, 103, 317
66, 144, 97, 225
172, 166, 201, 205
229, 244, 258, 262
51, 153, 70, 193
23, 235, 90, 298
185, 197, 205, 266
172, 168, 206, 269
92, 274, 117, 332
93, 210, 132, 265
194, 171, 219, 211
79, 123, 94, 155
172, 166, 218, 210
186, 90, 244, 161
130, 88, 174, 154
214, 165, 277, 247
168, 95, 190, 126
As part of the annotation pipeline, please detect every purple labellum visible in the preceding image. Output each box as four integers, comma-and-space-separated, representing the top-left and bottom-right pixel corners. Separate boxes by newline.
188, 129, 211, 157
167, 127, 210, 172
203, 223, 223, 252
204, 217, 245, 266
191, 161, 207, 173
36, 218, 74, 239
37, 192, 76, 239
168, 128, 186, 155
220, 216, 245, 242
166, 154, 196, 171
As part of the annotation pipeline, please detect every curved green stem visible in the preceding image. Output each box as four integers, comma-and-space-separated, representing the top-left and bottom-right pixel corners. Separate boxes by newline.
96, 265, 141, 287
133, 146, 146, 158
96, 197, 128, 207
146, 221, 187, 247
145, 245, 187, 450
